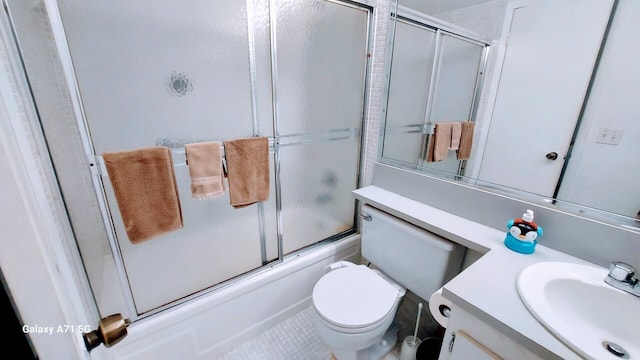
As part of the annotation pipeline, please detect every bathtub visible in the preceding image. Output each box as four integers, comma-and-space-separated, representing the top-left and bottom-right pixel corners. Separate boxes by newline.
92, 235, 361, 360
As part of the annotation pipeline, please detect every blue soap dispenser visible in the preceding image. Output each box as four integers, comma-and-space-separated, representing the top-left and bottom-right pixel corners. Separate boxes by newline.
504, 210, 543, 254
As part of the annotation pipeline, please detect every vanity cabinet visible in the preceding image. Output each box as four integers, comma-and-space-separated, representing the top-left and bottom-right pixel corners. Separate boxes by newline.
438, 304, 552, 360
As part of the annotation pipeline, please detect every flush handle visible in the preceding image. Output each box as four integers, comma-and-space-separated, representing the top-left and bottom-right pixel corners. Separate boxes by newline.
545, 152, 558, 160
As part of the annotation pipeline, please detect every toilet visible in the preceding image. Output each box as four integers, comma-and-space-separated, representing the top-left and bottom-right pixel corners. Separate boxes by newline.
312, 205, 465, 360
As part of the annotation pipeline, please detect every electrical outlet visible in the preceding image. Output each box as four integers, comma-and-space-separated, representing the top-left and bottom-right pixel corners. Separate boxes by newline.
595, 128, 623, 145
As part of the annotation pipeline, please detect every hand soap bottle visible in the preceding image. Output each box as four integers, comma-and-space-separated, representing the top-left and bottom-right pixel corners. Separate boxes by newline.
504, 210, 543, 254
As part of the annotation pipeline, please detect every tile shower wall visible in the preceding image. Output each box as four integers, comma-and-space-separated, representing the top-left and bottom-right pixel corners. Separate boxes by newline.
360, 0, 392, 187
433, 0, 507, 37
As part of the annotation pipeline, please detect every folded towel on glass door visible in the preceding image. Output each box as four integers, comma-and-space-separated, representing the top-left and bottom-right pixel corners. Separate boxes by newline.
449, 122, 462, 151
457, 122, 474, 160
223, 137, 270, 208
428, 122, 452, 162
185, 141, 225, 200
102, 146, 183, 243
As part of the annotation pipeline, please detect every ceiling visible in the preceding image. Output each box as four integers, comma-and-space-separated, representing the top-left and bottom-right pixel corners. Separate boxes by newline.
399, 0, 498, 15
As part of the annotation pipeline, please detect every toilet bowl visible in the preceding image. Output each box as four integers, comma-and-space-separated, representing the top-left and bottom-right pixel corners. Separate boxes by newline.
312, 263, 405, 360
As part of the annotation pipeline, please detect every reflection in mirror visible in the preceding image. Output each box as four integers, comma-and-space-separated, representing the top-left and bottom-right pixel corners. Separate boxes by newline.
381, 9, 488, 175
379, 0, 640, 229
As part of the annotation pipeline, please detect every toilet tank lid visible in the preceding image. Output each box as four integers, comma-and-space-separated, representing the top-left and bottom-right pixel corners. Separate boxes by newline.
362, 205, 459, 252
312, 265, 401, 329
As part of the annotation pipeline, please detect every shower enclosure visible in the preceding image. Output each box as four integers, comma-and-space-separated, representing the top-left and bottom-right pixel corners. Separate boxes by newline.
5, 0, 373, 320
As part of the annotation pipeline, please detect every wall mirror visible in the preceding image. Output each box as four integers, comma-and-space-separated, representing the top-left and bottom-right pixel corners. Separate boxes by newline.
379, 0, 640, 230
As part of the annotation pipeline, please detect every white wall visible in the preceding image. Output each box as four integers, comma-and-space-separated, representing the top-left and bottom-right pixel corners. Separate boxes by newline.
0, 18, 91, 358
399, 0, 496, 15
556, 0, 640, 219
7, 0, 132, 318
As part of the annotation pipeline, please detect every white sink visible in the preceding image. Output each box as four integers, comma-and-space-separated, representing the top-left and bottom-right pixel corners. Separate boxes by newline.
517, 261, 640, 360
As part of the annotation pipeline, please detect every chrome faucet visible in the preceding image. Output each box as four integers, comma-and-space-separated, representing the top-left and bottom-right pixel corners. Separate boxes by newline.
605, 261, 640, 297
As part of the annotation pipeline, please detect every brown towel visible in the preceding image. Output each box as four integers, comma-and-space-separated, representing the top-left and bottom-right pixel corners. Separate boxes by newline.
457, 122, 474, 160
223, 137, 270, 208
103, 147, 183, 243
185, 142, 225, 200
426, 135, 436, 162
449, 122, 462, 150
427, 123, 452, 162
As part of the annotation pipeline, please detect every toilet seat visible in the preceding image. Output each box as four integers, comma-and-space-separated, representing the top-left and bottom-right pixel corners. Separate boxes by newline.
312, 265, 401, 333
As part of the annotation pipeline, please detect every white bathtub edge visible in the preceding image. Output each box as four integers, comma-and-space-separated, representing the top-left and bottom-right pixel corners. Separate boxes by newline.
93, 235, 361, 359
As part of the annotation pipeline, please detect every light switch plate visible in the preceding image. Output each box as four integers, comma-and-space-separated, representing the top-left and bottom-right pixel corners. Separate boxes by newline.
595, 128, 623, 145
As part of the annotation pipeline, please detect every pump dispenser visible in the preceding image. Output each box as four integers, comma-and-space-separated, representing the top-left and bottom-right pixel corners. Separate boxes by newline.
504, 209, 543, 254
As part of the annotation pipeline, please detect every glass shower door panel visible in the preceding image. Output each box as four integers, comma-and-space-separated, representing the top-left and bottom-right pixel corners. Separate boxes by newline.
425, 34, 484, 174
279, 139, 359, 254
431, 34, 484, 122
101, 161, 276, 314
58, 0, 276, 314
274, 0, 369, 135
58, 0, 259, 153
253, 0, 276, 137
382, 20, 436, 165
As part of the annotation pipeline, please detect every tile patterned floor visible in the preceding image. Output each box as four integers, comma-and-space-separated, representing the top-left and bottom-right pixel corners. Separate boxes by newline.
218, 291, 444, 360
217, 306, 402, 360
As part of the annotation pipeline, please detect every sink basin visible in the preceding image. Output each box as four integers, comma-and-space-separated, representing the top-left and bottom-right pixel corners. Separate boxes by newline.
517, 261, 640, 360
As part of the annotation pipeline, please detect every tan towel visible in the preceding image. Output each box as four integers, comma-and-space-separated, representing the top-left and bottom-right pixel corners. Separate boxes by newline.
185, 142, 225, 200
102, 147, 183, 244
223, 137, 270, 208
427, 123, 452, 162
449, 122, 462, 150
426, 135, 436, 162
457, 122, 474, 160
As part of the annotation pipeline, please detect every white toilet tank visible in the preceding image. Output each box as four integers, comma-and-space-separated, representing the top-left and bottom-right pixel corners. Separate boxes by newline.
360, 205, 465, 300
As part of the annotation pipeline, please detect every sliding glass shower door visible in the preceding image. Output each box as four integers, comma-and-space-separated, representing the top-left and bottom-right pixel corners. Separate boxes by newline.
381, 12, 488, 176
381, 19, 436, 165
47, 0, 371, 317
274, 0, 369, 253
57, 0, 277, 315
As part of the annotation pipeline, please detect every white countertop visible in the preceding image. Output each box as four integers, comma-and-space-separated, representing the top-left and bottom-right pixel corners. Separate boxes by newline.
353, 186, 593, 359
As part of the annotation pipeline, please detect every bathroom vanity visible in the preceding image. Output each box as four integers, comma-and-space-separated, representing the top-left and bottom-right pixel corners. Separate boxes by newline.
437, 243, 584, 360
353, 186, 600, 360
